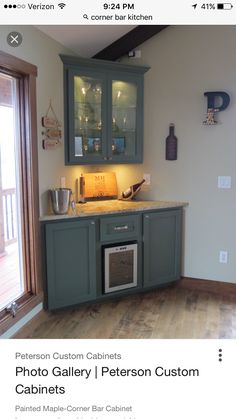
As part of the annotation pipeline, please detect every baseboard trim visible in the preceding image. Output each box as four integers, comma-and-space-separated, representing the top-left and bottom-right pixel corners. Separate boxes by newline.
180, 276, 236, 295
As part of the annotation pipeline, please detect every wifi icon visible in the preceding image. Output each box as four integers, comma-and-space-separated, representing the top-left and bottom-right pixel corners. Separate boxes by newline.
58, 3, 66, 8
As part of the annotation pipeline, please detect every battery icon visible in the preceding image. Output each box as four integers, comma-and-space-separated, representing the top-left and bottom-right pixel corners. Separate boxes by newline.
217, 3, 233, 9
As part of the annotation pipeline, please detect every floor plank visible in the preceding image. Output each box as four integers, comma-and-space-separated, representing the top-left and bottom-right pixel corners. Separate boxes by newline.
13, 278, 236, 339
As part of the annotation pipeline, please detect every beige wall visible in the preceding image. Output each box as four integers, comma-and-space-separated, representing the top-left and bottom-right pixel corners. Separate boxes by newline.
121, 26, 236, 283
0, 25, 235, 283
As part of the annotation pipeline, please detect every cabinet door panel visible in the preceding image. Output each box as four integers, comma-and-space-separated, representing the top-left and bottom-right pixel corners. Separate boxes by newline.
67, 69, 107, 164
45, 220, 96, 309
143, 210, 182, 287
108, 74, 143, 163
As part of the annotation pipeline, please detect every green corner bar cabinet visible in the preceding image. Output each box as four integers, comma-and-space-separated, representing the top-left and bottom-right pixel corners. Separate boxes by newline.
43, 207, 182, 310
60, 55, 150, 164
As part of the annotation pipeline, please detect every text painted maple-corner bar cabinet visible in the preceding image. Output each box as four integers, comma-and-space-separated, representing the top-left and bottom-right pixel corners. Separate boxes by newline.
60, 54, 150, 164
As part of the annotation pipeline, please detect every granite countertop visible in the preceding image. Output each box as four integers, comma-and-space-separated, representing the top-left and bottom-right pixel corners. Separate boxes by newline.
40, 200, 188, 221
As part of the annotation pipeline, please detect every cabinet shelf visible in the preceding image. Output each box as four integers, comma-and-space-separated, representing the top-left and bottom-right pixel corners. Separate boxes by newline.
75, 101, 102, 106
76, 127, 102, 130
112, 105, 136, 109
112, 129, 135, 133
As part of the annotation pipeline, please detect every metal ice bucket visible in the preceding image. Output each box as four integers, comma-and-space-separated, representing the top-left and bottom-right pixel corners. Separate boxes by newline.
50, 188, 71, 215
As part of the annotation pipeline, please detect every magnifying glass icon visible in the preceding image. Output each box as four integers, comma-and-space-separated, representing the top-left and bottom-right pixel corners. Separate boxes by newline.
83, 14, 89, 19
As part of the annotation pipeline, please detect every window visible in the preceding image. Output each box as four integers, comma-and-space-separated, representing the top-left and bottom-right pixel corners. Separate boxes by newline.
0, 51, 41, 335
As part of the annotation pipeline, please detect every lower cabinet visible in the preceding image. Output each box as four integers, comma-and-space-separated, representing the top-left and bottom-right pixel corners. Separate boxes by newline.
143, 209, 182, 288
44, 208, 183, 310
45, 219, 96, 310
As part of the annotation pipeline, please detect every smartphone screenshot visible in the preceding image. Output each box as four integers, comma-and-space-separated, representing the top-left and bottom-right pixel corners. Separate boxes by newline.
0, 1, 235, 418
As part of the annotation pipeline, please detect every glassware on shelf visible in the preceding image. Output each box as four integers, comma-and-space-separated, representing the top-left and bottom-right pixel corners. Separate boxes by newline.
74, 76, 103, 154
81, 82, 91, 96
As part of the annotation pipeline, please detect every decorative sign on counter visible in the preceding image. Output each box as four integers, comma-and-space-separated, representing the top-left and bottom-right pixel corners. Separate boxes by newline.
42, 100, 62, 150
203, 91, 230, 125
83, 172, 118, 199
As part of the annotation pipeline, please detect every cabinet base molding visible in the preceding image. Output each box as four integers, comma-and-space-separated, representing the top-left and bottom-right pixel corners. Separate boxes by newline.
180, 276, 236, 296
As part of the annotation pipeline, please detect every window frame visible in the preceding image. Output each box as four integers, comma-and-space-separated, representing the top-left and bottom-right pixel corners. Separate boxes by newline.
0, 50, 41, 335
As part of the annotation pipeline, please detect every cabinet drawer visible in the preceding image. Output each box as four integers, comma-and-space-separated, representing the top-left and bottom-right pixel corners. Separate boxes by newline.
100, 215, 140, 242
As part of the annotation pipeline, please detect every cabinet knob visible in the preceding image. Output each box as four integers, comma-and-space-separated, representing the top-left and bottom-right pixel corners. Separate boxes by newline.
103, 157, 107, 160
145, 215, 149, 219
91, 221, 95, 225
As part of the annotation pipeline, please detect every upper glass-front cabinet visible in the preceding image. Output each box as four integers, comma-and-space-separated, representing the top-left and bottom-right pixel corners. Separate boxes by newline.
60, 55, 149, 165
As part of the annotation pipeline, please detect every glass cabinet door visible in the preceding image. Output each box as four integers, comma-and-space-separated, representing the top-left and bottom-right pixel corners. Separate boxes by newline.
110, 78, 140, 162
69, 71, 106, 162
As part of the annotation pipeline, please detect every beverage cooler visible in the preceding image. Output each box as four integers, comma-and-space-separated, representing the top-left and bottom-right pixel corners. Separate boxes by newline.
103, 242, 138, 293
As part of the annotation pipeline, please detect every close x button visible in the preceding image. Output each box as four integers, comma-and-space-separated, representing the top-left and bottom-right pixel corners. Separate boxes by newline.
7, 31, 23, 47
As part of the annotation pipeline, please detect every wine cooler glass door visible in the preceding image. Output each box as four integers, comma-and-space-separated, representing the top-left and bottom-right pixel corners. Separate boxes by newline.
104, 243, 138, 294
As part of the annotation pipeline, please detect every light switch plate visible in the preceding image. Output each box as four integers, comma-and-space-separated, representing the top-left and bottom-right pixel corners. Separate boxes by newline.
219, 250, 228, 264
217, 176, 231, 189
143, 173, 151, 185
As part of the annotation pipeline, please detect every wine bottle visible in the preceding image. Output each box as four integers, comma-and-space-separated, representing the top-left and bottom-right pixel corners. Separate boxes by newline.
122, 179, 145, 200
79, 173, 86, 203
75, 178, 79, 203
166, 123, 177, 161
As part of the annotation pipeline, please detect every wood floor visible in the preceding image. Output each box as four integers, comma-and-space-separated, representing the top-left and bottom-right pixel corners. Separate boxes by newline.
14, 278, 236, 339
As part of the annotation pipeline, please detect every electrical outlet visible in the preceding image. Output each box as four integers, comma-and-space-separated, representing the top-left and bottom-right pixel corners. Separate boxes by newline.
218, 176, 231, 189
143, 173, 151, 185
219, 250, 228, 264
